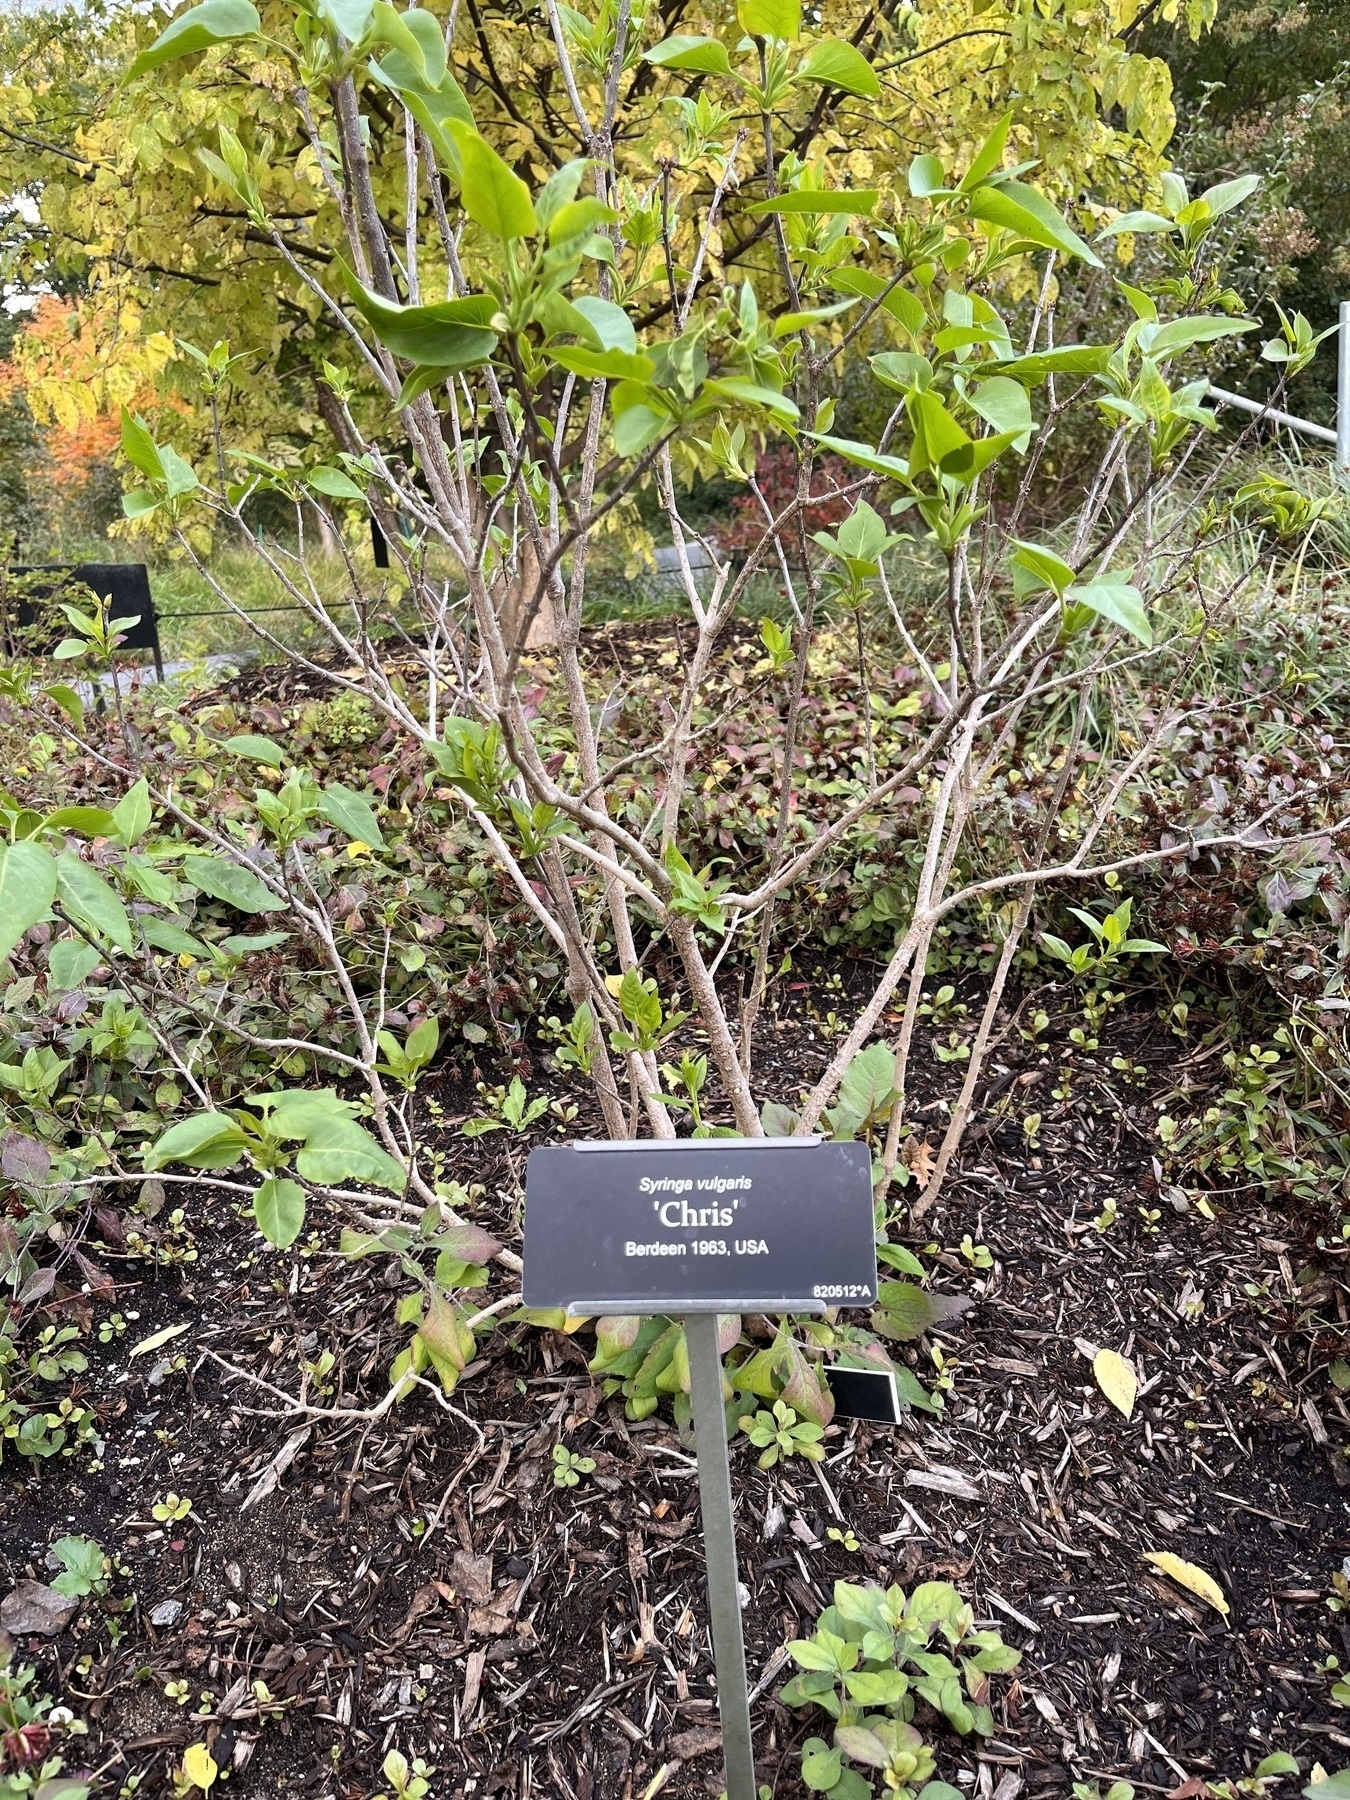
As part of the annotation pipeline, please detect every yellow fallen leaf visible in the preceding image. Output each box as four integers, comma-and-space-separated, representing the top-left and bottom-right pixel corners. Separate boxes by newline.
181, 1743, 218, 1792
128, 1321, 190, 1360
1093, 1349, 1138, 1420
1143, 1550, 1229, 1618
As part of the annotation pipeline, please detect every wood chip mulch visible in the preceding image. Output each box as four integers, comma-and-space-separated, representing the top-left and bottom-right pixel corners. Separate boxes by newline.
4, 985, 1350, 1800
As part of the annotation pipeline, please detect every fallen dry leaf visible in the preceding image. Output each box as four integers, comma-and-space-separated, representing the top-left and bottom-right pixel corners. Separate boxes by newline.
1143, 1550, 1229, 1618
669, 1727, 723, 1761
904, 1137, 936, 1184
1093, 1348, 1138, 1420
0, 1581, 78, 1637
449, 1551, 493, 1604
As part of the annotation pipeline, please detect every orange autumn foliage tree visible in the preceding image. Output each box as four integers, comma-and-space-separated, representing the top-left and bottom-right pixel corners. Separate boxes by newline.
0, 294, 176, 501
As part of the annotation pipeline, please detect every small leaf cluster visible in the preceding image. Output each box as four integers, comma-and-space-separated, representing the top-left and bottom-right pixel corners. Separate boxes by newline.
783, 1579, 1020, 1798
147, 1088, 407, 1250
738, 1397, 825, 1467
552, 1443, 596, 1487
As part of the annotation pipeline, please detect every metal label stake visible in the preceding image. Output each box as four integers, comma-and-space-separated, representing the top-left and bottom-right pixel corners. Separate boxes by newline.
521, 1137, 878, 1800
684, 1311, 756, 1800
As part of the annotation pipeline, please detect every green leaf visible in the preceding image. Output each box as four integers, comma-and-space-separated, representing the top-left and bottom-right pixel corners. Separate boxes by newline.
990, 344, 1113, 383
612, 402, 667, 456
1199, 173, 1261, 219
255, 1087, 357, 1138
967, 375, 1034, 448
48, 937, 102, 989
307, 465, 366, 501
369, 2, 446, 82
1144, 315, 1258, 358
1010, 537, 1076, 598
894, 1362, 940, 1412
772, 297, 858, 336
1066, 578, 1152, 647
835, 1040, 896, 1133
788, 1637, 842, 1673
221, 930, 290, 955
534, 159, 588, 229
801, 1741, 843, 1792
844, 1668, 908, 1706
253, 1176, 307, 1249
547, 195, 616, 244
874, 1280, 937, 1339
738, 0, 799, 38
447, 120, 538, 239
908, 387, 973, 473
183, 854, 286, 914
44, 683, 85, 729
129, 0, 260, 77
746, 189, 877, 217
43, 806, 116, 838
704, 377, 799, 422
551, 345, 655, 383
111, 778, 153, 848
49, 1535, 107, 1598
119, 407, 165, 480
1096, 209, 1176, 239
1305, 1777, 1350, 1800
160, 445, 198, 497
395, 365, 458, 406
959, 111, 1011, 192
140, 917, 212, 959
908, 153, 947, 198
55, 853, 133, 951
316, 0, 375, 39
876, 1242, 925, 1276
122, 487, 163, 520
368, 53, 476, 167
570, 295, 636, 354
145, 1113, 247, 1171
223, 733, 286, 767
295, 1119, 407, 1192
796, 38, 879, 98
319, 782, 386, 850
808, 432, 910, 482
780, 1669, 837, 1710
644, 34, 735, 75
833, 270, 924, 335
342, 266, 499, 369
1253, 1756, 1300, 1780
966, 180, 1103, 267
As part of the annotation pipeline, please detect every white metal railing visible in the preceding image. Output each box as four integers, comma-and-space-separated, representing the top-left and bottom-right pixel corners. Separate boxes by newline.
1205, 299, 1349, 469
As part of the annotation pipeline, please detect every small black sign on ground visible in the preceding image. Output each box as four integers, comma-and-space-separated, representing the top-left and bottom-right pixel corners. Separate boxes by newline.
2, 564, 163, 678
825, 1362, 904, 1425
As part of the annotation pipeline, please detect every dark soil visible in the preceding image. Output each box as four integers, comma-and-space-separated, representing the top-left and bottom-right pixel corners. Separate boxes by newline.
7, 960, 1350, 1799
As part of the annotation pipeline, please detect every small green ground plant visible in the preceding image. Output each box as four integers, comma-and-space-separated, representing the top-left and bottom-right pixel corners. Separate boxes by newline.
782, 1579, 1019, 1798
0, 1642, 89, 1799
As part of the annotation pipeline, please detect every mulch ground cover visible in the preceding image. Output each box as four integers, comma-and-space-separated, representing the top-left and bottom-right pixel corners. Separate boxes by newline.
8, 643, 1350, 1798
6, 961, 1350, 1800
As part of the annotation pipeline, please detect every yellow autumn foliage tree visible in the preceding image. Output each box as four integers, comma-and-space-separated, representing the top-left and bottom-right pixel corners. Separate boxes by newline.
0, 0, 1216, 456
